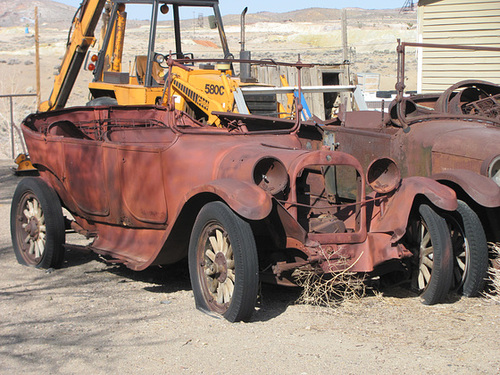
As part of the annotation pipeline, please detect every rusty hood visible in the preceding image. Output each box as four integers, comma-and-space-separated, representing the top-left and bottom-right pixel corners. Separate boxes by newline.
431, 124, 500, 162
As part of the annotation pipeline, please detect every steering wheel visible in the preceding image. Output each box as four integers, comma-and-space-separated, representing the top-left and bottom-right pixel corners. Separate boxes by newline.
435, 80, 500, 115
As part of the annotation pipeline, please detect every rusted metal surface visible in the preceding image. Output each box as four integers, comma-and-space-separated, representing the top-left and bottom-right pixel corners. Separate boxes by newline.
322, 42, 500, 240
21, 104, 456, 284
432, 170, 500, 208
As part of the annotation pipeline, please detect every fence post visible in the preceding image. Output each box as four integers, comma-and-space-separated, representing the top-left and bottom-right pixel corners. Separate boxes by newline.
10, 96, 14, 159
1, 93, 37, 159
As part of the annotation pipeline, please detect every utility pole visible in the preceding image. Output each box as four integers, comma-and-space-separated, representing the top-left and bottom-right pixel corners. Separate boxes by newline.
341, 8, 350, 82
342, 9, 348, 65
341, 8, 351, 109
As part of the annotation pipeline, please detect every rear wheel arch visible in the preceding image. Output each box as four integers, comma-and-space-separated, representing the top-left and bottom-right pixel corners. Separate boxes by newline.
436, 178, 496, 241
433, 171, 500, 208
436, 180, 481, 208
153, 193, 222, 265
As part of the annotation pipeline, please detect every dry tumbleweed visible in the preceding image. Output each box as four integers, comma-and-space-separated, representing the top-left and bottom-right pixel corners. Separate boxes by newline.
293, 249, 365, 307
483, 242, 500, 303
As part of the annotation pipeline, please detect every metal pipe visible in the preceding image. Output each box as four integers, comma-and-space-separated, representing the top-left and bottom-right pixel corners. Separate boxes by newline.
173, 5, 182, 57
295, 56, 303, 128
145, 0, 159, 86
240, 85, 357, 94
213, 3, 230, 58
402, 41, 500, 52
240, 7, 247, 52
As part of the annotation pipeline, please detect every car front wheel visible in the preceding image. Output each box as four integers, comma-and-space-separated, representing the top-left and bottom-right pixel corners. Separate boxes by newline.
447, 200, 488, 297
188, 202, 259, 322
10, 177, 66, 269
406, 204, 454, 305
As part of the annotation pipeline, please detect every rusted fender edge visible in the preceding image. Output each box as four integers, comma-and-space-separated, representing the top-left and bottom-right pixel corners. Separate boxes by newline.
432, 169, 500, 208
186, 179, 272, 221
370, 176, 457, 240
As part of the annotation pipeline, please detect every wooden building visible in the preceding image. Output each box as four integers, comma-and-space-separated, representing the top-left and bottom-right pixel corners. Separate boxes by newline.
252, 63, 352, 120
417, 0, 500, 93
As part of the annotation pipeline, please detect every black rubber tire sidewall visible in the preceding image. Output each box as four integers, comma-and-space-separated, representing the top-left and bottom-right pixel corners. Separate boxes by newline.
188, 202, 259, 322
10, 177, 66, 269
417, 204, 453, 305
452, 200, 489, 297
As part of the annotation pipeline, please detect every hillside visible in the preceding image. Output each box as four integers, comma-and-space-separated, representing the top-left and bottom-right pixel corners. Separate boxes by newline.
0, 0, 76, 27
223, 7, 415, 25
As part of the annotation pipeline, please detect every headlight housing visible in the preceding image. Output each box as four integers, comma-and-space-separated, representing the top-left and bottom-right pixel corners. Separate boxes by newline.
253, 157, 288, 196
366, 157, 401, 194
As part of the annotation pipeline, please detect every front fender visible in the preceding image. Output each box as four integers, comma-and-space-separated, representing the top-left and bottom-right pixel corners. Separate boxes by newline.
370, 176, 457, 239
187, 179, 272, 221
432, 169, 500, 208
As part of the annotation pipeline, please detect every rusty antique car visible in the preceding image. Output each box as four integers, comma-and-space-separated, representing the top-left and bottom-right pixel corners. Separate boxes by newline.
321, 42, 500, 298
11, 102, 458, 321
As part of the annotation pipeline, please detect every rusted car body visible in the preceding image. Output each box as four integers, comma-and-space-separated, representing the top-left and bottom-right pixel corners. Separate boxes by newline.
12, 104, 458, 321
320, 42, 500, 297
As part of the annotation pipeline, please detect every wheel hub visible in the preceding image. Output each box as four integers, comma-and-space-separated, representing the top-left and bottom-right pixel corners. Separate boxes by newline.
215, 252, 227, 282
25, 217, 39, 239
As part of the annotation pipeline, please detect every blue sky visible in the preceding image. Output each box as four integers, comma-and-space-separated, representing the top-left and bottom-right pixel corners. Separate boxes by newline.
56, 0, 409, 16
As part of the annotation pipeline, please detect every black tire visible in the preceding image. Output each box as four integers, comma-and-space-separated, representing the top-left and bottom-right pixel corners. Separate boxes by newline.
10, 177, 65, 269
188, 202, 259, 322
407, 204, 453, 305
86, 96, 118, 106
447, 200, 488, 297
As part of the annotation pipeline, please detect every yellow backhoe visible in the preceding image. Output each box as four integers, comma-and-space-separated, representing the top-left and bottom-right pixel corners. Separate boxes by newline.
39, 0, 288, 127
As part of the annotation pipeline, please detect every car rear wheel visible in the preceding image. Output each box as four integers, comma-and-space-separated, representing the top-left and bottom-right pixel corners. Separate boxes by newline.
188, 202, 259, 322
407, 204, 453, 305
10, 177, 65, 269
447, 200, 488, 297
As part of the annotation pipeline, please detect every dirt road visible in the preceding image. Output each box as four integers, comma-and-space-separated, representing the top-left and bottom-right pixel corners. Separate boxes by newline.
1, 158, 500, 374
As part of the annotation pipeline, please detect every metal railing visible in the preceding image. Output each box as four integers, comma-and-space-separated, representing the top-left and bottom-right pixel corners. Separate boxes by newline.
0, 93, 37, 159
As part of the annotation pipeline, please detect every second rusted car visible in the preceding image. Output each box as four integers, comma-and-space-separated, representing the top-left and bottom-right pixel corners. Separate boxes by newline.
12, 104, 457, 321
321, 42, 500, 298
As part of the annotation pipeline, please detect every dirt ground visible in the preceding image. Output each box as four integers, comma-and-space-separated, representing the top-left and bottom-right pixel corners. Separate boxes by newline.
1, 159, 500, 374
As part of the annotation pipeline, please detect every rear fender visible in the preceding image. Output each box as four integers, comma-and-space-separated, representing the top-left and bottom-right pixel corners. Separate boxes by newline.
370, 176, 457, 240
432, 169, 500, 208
186, 179, 272, 221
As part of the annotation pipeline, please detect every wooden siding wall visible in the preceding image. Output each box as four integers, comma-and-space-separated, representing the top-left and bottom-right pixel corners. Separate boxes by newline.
252, 65, 346, 120
418, 0, 500, 93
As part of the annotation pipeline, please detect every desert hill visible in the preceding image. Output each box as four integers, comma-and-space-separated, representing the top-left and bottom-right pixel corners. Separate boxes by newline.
223, 7, 415, 25
0, 0, 416, 28
0, 0, 75, 27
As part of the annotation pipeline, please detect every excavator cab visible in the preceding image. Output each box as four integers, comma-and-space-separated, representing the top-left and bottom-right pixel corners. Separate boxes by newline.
87, 0, 235, 119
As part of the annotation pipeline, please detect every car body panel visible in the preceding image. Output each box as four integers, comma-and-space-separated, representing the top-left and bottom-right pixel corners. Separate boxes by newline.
21, 105, 456, 278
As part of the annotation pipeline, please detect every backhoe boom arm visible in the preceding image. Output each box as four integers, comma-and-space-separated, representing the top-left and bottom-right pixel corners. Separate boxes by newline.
39, 0, 106, 112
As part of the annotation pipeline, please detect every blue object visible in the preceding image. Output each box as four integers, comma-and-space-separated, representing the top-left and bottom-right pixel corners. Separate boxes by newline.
294, 90, 311, 120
